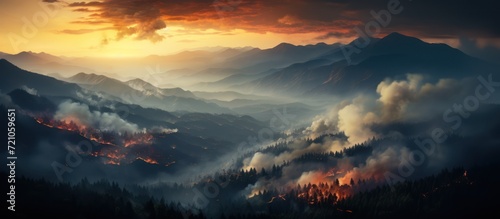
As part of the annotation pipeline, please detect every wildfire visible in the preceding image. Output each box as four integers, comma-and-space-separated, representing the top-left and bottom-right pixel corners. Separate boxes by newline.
35, 116, 159, 166
137, 157, 159, 164
35, 117, 117, 146
105, 160, 120, 165
123, 133, 153, 147
268, 194, 286, 203
35, 116, 154, 147
296, 182, 352, 205
165, 161, 176, 167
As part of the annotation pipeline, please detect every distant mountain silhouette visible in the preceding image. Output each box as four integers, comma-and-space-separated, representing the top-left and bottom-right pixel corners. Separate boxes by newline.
125, 78, 196, 98
0, 59, 82, 96
65, 72, 231, 113
8, 89, 57, 112
222, 42, 340, 72
0, 52, 94, 76
235, 32, 498, 96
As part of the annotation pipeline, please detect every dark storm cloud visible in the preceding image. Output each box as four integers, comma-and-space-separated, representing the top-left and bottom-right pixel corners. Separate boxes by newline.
458, 37, 500, 64
67, 0, 500, 42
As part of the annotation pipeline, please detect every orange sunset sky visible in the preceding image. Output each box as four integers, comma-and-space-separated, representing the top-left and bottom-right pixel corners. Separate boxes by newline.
1, 0, 499, 57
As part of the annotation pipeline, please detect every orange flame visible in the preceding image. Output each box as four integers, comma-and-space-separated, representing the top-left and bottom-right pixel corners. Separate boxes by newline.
35, 116, 159, 166
137, 157, 159, 164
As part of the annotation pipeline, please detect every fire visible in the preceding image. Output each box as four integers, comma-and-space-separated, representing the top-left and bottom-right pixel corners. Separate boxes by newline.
105, 160, 120, 165
35, 117, 117, 146
35, 116, 160, 166
123, 133, 153, 147
165, 161, 176, 167
137, 157, 159, 164
35, 116, 154, 147
296, 182, 352, 205
90, 148, 128, 165
268, 194, 286, 203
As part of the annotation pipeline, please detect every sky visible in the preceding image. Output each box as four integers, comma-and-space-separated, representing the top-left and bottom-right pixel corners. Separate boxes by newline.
1, 0, 499, 57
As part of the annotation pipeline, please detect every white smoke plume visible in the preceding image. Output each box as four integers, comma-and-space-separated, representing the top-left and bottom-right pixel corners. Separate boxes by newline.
305, 74, 467, 146
21, 85, 39, 96
242, 74, 475, 196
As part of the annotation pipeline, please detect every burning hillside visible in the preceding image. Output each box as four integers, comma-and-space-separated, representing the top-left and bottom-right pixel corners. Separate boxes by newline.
35, 116, 153, 147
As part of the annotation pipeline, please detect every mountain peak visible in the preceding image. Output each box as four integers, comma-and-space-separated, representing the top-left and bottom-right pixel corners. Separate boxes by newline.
380, 32, 424, 44
385, 32, 407, 38
0, 59, 20, 69
68, 72, 111, 84
0, 58, 10, 64
16, 51, 36, 56
273, 42, 295, 49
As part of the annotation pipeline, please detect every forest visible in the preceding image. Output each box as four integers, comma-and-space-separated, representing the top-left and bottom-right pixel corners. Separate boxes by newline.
4, 162, 499, 218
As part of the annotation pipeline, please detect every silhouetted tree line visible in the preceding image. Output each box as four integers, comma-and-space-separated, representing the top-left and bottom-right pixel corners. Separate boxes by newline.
2, 175, 204, 219
4, 164, 500, 219
240, 164, 500, 219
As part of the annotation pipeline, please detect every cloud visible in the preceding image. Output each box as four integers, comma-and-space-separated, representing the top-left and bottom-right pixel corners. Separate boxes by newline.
66, 0, 500, 41
59, 27, 113, 35
69, 0, 168, 42
278, 15, 302, 26
54, 101, 141, 134
315, 30, 358, 40
458, 37, 500, 64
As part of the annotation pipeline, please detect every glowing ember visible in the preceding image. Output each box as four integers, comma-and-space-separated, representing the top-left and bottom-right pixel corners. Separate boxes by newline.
105, 160, 120, 165
137, 157, 159, 164
35, 117, 117, 146
295, 182, 352, 205
123, 133, 153, 147
35, 117, 153, 147
35, 116, 159, 166
165, 161, 176, 167
268, 194, 286, 203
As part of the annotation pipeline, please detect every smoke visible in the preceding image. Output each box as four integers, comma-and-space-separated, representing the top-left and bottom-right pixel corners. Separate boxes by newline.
242, 152, 276, 171
149, 126, 178, 134
75, 90, 109, 106
337, 99, 379, 145
339, 146, 410, 185
54, 101, 141, 134
0, 92, 13, 106
305, 74, 469, 146
21, 85, 39, 96
242, 136, 347, 171
376, 74, 465, 122
296, 171, 327, 186
376, 74, 422, 121
303, 100, 350, 139
240, 74, 480, 197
